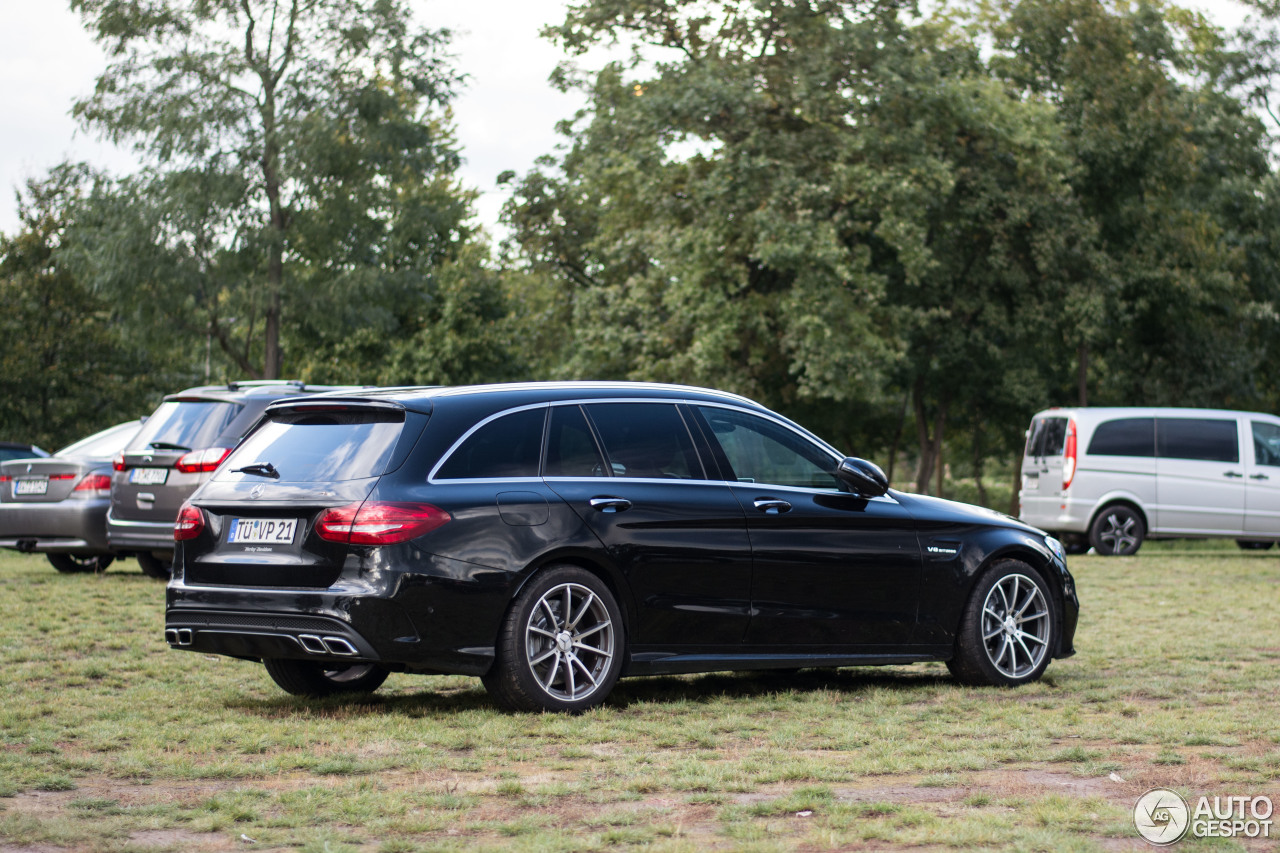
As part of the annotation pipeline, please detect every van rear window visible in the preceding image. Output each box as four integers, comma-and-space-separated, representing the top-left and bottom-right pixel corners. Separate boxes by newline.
215, 409, 404, 482
1087, 418, 1154, 457
1025, 417, 1068, 457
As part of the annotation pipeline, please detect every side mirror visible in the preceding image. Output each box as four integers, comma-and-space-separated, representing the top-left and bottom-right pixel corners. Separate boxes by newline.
835, 457, 889, 498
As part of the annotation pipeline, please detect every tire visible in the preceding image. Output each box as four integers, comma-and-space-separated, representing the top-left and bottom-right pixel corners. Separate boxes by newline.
136, 552, 173, 580
948, 560, 1056, 687
482, 565, 625, 713
47, 553, 114, 574
262, 659, 389, 698
1088, 505, 1144, 556
1235, 539, 1275, 551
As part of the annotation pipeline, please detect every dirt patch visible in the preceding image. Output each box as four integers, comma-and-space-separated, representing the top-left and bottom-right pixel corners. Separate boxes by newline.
127, 829, 227, 850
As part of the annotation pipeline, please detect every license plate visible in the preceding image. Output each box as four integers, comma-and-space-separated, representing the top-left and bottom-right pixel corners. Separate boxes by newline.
227, 517, 299, 545
130, 468, 169, 485
14, 479, 47, 496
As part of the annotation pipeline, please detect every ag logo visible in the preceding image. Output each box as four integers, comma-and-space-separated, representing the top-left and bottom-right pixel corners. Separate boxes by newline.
1134, 788, 1190, 845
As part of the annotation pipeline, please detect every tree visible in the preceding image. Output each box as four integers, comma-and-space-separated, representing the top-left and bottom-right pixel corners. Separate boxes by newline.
70, 0, 491, 380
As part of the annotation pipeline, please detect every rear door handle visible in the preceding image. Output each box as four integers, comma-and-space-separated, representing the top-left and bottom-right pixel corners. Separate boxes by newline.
753, 498, 792, 514
1251, 473, 1270, 481
588, 497, 632, 513
1224, 471, 1244, 478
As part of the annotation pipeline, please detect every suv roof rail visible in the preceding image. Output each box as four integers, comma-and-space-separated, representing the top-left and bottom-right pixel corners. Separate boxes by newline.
225, 379, 306, 391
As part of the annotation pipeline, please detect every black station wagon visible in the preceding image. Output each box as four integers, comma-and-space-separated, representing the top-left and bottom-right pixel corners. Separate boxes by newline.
165, 382, 1079, 712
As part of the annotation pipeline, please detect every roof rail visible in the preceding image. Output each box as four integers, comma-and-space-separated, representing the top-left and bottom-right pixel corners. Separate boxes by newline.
226, 379, 306, 391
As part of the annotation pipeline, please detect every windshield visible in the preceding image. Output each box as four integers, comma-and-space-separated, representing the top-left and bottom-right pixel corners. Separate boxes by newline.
57, 421, 144, 458
215, 410, 404, 483
130, 401, 241, 452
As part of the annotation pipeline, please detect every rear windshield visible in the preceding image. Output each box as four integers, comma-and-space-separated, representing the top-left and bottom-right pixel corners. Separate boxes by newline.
131, 401, 242, 452
214, 409, 404, 482
1025, 416, 1068, 458
57, 421, 142, 459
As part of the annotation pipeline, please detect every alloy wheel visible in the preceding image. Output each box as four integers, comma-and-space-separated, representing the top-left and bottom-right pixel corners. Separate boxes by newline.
524, 582, 615, 703
1097, 512, 1140, 554
980, 574, 1050, 679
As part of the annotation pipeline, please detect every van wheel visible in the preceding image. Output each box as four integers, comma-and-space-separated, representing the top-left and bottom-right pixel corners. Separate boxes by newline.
136, 553, 172, 579
1089, 506, 1144, 556
1235, 539, 1275, 551
482, 565, 624, 713
263, 659, 389, 697
948, 560, 1056, 687
48, 554, 114, 574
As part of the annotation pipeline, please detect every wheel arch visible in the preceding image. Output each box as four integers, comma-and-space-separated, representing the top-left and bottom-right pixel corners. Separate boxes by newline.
961, 545, 1069, 658
508, 550, 635, 644
1086, 496, 1149, 536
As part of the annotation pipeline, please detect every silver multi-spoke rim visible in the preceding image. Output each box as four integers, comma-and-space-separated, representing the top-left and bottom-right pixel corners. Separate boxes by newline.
525, 582, 614, 703
1098, 512, 1138, 553
981, 574, 1050, 679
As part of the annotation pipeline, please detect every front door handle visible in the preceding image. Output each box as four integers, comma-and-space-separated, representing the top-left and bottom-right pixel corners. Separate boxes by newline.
1224, 471, 1244, 478
753, 498, 792, 514
1251, 473, 1270, 481
588, 496, 632, 513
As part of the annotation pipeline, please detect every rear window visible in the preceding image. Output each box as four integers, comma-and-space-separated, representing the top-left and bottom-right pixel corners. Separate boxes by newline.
1087, 418, 1154, 457
57, 422, 142, 459
1025, 416, 1068, 457
1157, 418, 1239, 463
215, 409, 404, 482
434, 408, 545, 480
132, 401, 241, 452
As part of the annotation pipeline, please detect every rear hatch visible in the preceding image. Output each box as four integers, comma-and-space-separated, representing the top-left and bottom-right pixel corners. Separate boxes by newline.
0, 458, 103, 504
112, 400, 243, 523
181, 402, 423, 588
1022, 414, 1068, 498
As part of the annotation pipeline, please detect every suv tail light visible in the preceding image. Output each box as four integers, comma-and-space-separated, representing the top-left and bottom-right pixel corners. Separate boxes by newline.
315, 501, 451, 545
1062, 418, 1078, 490
73, 474, 113, 493
174, 502, 206, 541
112, 453, 126, 472
175, 447, 233, 474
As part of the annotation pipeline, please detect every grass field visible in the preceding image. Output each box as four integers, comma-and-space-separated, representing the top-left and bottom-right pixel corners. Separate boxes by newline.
1, 545, 1278, 852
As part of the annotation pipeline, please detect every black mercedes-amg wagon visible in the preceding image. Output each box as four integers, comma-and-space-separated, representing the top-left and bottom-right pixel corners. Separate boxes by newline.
165, 382, 1078, 712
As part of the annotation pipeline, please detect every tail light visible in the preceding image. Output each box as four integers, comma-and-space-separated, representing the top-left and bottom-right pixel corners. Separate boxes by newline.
175, 447, 233, 474
113, 453, 126, 472
73, 474, 112, 493
174, 502, 206, 541
0, 476, 9, 483
48, 474, 76, 481
1062, 418, 1078, 490
315, 501, 451, 545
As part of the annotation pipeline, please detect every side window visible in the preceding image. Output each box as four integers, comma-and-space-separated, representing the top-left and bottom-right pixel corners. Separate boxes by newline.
434, 408, 545, 479
545, 405, 608, 478
1087, 418, 1154, 457
583, 403, 704, 480
695, 406, 840, 490
1156, 418, 1239, 463
1252, 422, 1280, 467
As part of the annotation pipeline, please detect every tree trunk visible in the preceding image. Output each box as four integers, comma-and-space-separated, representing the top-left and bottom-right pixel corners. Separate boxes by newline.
1077, 343, 1089, 407
886, 389, 910, 485
972, 425, 988, 508
1009, 455, 1022, 517
913, 381, 949, 495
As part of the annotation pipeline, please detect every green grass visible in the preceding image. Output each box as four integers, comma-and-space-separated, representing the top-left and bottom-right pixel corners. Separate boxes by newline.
1, 547, 1278, 850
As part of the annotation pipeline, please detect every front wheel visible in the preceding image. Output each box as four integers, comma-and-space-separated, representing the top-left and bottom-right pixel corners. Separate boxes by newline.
48, 553, 114, 574
262, 659, 389, 698
136, 552, 172, 580
482, 565, 625, 713
1089, 505, 1144, 556
948, 560, 1056, 687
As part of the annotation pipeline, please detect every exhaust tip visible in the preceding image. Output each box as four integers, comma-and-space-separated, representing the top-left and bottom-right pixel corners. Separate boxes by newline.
321, 636, 358, 656
164, 628, 178, 645
165, 628, 194, 646
297, 634, 327, 654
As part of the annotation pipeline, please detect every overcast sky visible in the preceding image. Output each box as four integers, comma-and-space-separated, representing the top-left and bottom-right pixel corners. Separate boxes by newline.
0, 0, 1255, 240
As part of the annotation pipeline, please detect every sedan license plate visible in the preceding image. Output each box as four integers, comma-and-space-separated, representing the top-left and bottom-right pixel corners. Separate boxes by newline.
130, 467, 169, 486
14, 479, 47, 496
228, 518, 299, 545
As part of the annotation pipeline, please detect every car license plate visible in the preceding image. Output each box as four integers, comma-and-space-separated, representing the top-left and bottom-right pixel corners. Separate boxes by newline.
14, 479, 47, 496
129, 468, 169, 485
227, 518, 299, 545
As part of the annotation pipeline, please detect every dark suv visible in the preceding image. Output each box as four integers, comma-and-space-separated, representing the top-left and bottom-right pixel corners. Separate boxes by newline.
165, 382, 1079, 712
109, 381, 359, 578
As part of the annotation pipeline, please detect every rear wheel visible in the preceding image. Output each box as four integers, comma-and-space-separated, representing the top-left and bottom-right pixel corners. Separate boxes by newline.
1089, 505, 1144, 556
949, 560, 1056, 687
262, 659, 389, 697
136, 552, 172, 580
483, 565, 624, 713
1235, 539, 1275, 551
47, 553, 114, 574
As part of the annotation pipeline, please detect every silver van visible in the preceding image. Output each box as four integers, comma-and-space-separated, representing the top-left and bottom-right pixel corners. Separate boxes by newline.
1019, 407, 1280, 555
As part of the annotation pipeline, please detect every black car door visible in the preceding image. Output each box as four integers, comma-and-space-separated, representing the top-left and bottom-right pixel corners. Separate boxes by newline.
688, 404, 922, 649
542, 402, 754, 647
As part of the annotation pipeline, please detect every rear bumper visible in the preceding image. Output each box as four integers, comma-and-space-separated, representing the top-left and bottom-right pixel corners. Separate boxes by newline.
1019, 494, 1091, 535
105, 510, 175, 556
0, 499, 111, 553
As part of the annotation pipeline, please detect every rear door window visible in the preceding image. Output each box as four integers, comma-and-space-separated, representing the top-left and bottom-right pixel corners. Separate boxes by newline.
1087, 418, 1155, 457
434, 408, 545, 480
132, 401, 241, 452
584, 403, 704, 480
544, 406, 608, 478
1156, 418, 1239, 463
1025, 417, 1068, 457
216, 409, 405, 482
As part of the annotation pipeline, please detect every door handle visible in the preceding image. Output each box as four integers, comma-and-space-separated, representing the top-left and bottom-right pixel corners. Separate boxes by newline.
588, 497, 632, 513
753, 498, 792, 514
1224, 471, 1244, 478
1251, 473, 1270, 481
